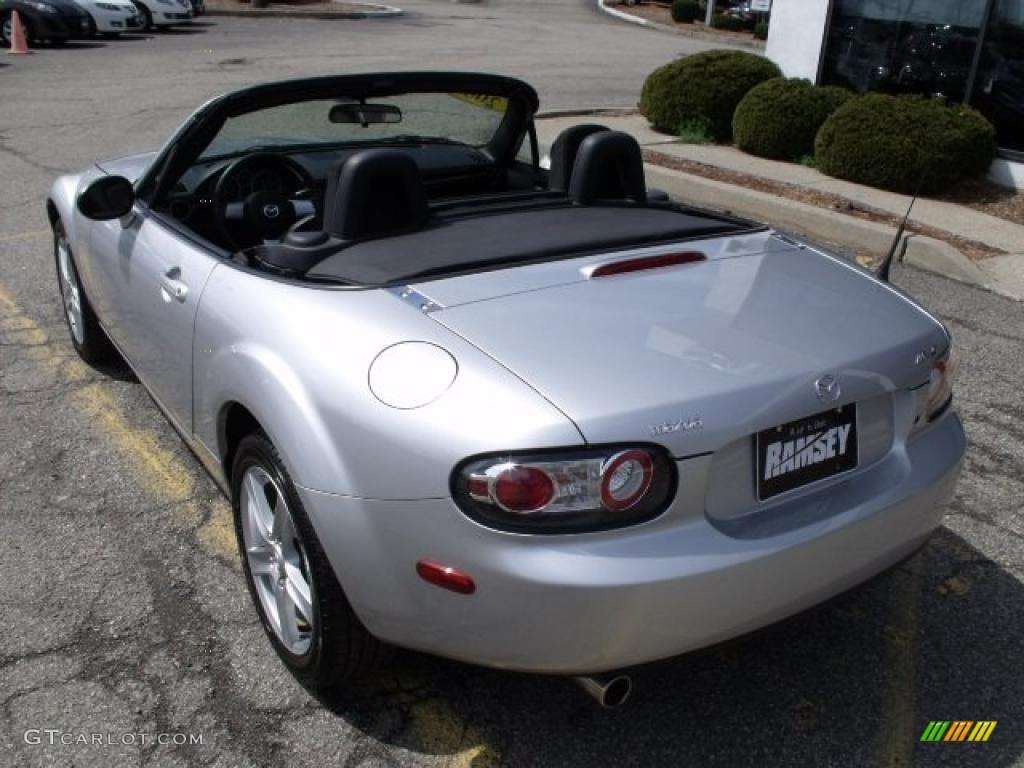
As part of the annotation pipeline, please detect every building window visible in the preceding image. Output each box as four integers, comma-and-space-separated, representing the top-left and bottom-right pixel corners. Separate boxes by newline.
821, 0, 987, 102
820, 0, 1023, 155
971, 0, 1024, 153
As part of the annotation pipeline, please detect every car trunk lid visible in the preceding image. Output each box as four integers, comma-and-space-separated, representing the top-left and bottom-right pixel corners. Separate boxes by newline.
426, 239, 947, 457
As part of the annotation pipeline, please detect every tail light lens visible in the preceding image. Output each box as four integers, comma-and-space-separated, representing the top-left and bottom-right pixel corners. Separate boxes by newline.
912, 345, 957, 432
453, 446, 675, 533
925, 346, 958, 421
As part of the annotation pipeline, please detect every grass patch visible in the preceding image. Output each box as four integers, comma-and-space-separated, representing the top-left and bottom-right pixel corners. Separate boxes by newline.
677, 119, 715, 145
799, 154, 817, 168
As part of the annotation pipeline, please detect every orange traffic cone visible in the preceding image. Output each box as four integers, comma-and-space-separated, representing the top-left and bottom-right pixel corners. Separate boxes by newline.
7, 11, 32, 55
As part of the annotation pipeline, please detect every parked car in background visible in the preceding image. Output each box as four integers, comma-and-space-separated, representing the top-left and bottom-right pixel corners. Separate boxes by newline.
75, 0, 141, 35
0, 0, 91, 46
184, 0, 201, 15
129, 0, 190, 30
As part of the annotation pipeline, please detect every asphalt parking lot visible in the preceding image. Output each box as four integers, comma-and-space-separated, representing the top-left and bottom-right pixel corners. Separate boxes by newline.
1, 3, 1023, 766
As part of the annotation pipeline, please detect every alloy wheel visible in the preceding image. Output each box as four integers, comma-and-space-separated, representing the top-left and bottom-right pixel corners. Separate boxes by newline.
240, 465, 314, 656
56, 237, 84, 346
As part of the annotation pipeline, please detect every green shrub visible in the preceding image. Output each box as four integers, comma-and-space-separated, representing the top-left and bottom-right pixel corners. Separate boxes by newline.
670, 0, 700, 23
733, 78, 853, 161
815, 93, 996, 193
711, 13, 747, 31
753, 21, 769, 40
639, 50, 782, 141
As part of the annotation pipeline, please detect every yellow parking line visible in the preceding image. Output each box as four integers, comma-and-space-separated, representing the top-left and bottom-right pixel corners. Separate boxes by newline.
879, 569, 921, 766
0, 280, 235, 560
0, 229, 49, 243
411, 698, 501, 768
4, 278, 498, 763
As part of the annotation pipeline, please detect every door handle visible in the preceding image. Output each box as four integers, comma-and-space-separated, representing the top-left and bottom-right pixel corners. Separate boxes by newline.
159, 267, 189, 303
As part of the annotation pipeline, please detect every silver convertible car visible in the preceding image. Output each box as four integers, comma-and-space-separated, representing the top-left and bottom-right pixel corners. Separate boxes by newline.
49, 72, 966, 707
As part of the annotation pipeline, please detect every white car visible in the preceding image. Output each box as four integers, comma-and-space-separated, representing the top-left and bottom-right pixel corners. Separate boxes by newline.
130, 0, 191, 29
74, 0, 142, 35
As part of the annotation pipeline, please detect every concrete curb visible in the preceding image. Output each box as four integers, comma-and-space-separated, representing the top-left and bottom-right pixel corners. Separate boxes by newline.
206, 2, 401, 18
595, 0, 765, 51
643, 163, 999, 292
596, 0, 649, 27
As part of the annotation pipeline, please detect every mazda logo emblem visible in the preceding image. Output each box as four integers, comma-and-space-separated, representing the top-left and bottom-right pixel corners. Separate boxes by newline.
815, 374, 841, 402
262, 204, 280, 219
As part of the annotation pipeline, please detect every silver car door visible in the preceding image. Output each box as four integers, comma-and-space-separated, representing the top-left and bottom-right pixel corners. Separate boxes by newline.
90, 209, 218, 431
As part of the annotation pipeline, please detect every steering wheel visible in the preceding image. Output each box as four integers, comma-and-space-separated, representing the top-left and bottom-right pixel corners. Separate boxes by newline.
213, 152, 318, 251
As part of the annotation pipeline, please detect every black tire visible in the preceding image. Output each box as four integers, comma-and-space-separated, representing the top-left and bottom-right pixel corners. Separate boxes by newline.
132, 2, 152, 31
53, 219, 117, 365
231, 431, 387, 692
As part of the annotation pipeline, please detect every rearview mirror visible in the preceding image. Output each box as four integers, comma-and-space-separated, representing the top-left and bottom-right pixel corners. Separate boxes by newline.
329, 103, 402, 125
77, 175, 135, 221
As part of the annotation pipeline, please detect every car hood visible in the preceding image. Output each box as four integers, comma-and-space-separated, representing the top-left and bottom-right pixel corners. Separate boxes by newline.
96, 151, 158, 183
426, 236, 948, 456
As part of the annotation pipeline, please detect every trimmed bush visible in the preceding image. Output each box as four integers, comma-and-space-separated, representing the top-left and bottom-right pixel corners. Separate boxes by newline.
753, 21, 769, 40
733, 78, 853, 161
640, 50, 782, 141
671, 0, 700, 23
711, 13, 747, 31
815, 93, 997, 193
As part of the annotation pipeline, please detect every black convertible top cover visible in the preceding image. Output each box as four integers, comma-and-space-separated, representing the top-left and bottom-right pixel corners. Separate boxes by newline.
306, 205, 743, 285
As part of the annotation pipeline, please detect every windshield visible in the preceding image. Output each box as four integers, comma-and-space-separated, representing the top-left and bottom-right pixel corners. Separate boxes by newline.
201, 91, 509, 159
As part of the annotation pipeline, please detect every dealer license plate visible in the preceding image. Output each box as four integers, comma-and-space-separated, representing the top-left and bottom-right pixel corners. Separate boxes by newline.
756, 404, 858, 501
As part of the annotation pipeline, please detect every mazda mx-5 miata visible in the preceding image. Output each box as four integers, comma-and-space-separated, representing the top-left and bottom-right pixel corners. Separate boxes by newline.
48, 72, 966, 707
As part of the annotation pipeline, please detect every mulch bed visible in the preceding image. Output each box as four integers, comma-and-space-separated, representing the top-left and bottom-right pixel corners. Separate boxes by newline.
938, 177, 1024, 228
642, 148, 1007, 263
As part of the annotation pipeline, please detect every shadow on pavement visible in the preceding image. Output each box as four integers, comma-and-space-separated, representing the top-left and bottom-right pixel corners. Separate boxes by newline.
153, 26, 208, 35
52, 40, 108, 49
317, 528, 1022, 767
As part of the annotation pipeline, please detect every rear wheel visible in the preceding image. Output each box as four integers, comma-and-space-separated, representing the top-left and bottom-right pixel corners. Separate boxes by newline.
54, 219, 117, 365
231, 432, 387, 692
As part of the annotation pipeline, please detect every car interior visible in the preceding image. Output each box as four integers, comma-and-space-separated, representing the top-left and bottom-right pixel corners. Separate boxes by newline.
153, 85, 753, 287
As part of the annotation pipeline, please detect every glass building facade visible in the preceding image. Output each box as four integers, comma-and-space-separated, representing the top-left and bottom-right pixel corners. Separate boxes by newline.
821, 0, 1024, 155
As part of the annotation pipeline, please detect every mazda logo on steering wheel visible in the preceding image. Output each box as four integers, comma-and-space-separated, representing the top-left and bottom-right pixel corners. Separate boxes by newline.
262, 204, 280, 219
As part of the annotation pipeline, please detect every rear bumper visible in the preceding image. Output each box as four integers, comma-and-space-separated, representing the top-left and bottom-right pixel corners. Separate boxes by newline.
301, 410, 966, 674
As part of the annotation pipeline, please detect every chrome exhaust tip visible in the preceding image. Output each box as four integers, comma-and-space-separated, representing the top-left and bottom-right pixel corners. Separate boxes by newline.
573, 674, 633, 709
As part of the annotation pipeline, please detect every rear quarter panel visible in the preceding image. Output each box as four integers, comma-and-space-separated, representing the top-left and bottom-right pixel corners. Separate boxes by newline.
192, 265, 583, 498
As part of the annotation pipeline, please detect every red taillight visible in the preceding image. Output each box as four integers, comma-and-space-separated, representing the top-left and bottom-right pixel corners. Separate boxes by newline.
600, 450, 654, 511
590, 251, 705, 278
416, 560, 476, 594
493, 465, 555, 513
453, 446, 675, 533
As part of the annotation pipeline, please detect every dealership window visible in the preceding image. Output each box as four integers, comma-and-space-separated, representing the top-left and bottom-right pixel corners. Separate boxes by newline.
821, 0, 1024, 156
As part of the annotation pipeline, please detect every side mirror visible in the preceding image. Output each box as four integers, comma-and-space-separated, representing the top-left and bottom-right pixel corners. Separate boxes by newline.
77, 175, 135, 220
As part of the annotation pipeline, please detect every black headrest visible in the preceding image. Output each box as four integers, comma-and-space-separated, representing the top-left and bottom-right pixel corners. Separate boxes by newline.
568, 131, 647, 205
547, 124, 609, 192
325, 149, 428, 241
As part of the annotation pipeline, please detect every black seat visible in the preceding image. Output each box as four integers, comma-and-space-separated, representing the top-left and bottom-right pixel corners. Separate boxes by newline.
324, 149, 428, 240
568, 131, 647, 205
547, 124, 609, 192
